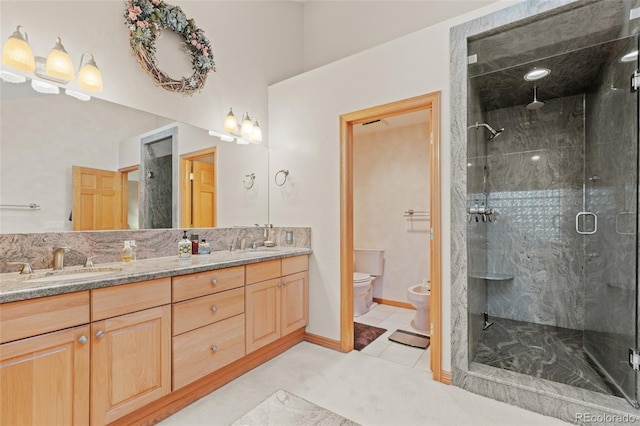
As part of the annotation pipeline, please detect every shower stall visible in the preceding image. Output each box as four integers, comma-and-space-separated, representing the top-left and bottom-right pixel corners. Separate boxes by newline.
465, 0, 639, 408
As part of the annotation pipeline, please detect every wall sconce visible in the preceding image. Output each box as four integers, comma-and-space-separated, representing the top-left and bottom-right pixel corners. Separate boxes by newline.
1, 25, 103, 101
210, 107, 263, 144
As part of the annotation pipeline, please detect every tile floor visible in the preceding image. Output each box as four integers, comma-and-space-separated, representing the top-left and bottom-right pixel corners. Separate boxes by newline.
159, 341, 571, 426
355, 304, 430, 371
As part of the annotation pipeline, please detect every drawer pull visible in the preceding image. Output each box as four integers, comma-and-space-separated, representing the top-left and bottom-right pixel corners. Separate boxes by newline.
78, 335, 88, 344
96, 330, 105, 339
211, 278, 218, 285
211, 306, 218, 313
282, 282, 287, 286
211, 345, 218, 353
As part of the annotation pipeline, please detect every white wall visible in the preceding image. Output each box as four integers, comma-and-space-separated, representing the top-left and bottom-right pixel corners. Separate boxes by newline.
1, 1, 304, 138
268, 1, 517, 372
354, 123, 430, 303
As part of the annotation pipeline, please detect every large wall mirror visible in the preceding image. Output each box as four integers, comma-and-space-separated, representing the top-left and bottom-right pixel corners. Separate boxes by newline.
0, 80, 269, 233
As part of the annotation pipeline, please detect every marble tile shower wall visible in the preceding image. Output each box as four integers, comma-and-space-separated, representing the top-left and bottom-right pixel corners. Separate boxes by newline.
484, 95, 585, 330
142, 154, 173, 229
583, 46, 638, 393
0, 227, 311, 273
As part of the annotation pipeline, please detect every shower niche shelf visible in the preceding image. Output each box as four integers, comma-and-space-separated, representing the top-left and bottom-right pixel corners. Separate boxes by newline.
468, 272, 513, 281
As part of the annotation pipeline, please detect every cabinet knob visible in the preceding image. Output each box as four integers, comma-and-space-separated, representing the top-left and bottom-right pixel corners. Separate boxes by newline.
211, 279, 218, 285
282, 282, 287, 286
78, 335, 88, 344
211, 345, 218, 353
277, 282, 282, 288
96, 330, 105, 339
211, 306, 218, 313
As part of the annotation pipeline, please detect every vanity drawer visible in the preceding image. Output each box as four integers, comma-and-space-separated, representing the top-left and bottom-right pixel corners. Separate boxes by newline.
282, 255, 309, 276
172, 266, 245, 302
91, 278, 171, 321
245, 259, 281, 284
0, 291, 90, 344
172, 314, 245, 390
172, 287, 245, 336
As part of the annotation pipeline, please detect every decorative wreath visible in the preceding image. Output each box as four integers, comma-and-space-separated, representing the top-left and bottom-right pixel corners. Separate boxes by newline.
124, 0, 215, 95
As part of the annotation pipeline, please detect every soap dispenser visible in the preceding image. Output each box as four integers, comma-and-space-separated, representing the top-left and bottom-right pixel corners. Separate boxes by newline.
121, 241, 133, 262
178, 231, 192, 258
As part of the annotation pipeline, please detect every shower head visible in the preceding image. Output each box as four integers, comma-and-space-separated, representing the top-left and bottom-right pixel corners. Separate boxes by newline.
526, 85, 545, 110
472, 122, 504, 140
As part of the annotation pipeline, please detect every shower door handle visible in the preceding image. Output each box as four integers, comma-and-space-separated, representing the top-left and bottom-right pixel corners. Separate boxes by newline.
575, 212, 597, 235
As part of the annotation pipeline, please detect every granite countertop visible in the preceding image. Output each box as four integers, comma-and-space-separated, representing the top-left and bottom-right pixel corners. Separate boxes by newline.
0, 247, 312, 304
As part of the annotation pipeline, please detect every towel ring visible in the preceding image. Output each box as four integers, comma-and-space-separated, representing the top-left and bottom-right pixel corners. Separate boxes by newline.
243, 173, 256, 189
275, 169, 289, 186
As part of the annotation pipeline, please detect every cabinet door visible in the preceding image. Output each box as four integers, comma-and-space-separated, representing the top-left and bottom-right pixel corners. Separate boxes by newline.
0, 325, 90, 425
281, 271, 309, 336
91, 305, 171, 425
245, 278, 281, 353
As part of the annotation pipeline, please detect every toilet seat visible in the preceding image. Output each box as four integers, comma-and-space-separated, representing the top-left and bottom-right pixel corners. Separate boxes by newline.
353, 272, 371, 283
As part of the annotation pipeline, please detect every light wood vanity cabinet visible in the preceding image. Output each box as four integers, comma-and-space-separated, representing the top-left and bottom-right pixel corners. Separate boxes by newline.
0, 306, 90, 425
245, 255, 309, 353
171, 266, 247, 390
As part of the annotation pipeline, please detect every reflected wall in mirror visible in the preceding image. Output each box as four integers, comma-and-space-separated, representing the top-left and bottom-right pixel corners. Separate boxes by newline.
0, 80, 269, 233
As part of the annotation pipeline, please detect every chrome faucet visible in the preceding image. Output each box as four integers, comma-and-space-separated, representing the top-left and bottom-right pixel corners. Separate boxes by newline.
52, 247, 70, 270
239, 236, 251, 251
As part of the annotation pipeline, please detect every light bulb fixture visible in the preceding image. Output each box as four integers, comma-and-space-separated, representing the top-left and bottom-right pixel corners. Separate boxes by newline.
45, 37, 75, 81
77, 52, 103, 92
65, 89, 91, 101
251, 120, 263, 142
524, 67, 550, 81
212, 107, 263, 144
31, 78, 59, 94
0, 69, 26, 83
223, 108, 238, 134
240, 112, 254, 138
2, 26, 35, 72
620, 50, 638, 63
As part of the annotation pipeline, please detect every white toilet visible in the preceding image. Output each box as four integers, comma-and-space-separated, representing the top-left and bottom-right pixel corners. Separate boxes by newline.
353, 249, 384, 317
407, 282, 431, 333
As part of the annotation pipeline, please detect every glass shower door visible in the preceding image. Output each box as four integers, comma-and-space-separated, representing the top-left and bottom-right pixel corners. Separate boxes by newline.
582, 34, 639, 406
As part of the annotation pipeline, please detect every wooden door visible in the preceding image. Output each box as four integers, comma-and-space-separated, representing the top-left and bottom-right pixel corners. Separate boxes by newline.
245, 278, 281, 353
192, 160, 215, 227
280, 271, 309, 335
91, 305, 171, 425
0, 325, 90, 425
72, 166, 123, 230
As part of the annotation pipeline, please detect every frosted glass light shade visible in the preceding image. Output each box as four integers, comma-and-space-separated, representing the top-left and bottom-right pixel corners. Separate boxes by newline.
240, 113, 254, 138
251, 120, 262, 142
78, 60, 103, 92
223, 108, 238, 134
45, 38, 74, 81
2, 27, 35, 72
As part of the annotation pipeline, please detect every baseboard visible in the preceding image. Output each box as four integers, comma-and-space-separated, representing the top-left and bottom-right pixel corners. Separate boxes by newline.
440, 370, 452, 385
304, 332, 342, 351
110, 327, 306, 426
373, 297, 415, 310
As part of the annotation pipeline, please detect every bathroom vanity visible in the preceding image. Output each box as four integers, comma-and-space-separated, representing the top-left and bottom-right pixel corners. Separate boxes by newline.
0, 248, 310, 425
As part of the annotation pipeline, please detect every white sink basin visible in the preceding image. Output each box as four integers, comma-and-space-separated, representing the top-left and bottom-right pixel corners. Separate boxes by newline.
27, 268, 122, 283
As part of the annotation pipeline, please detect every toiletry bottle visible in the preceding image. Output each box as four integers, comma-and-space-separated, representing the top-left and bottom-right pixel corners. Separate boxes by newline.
190, 234, 199, 255
200, 239, 211, 254
178, 231, 192, 258
121, 241, 133, 262
129, 240, 137, 261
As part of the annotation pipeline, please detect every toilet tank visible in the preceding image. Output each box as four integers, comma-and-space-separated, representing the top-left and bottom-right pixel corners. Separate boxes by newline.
354, 249, 384, 276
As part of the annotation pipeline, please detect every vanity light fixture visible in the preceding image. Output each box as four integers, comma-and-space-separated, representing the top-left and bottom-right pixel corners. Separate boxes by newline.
524, 67, 550, 81
1, 26, 35, 72
214, 107, 263, 144
1, 25, 103, 99
620, 50, 638, 63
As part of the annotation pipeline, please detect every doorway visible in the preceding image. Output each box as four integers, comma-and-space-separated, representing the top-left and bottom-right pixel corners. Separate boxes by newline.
339, 92, 444, 382
181, 147, 217, 228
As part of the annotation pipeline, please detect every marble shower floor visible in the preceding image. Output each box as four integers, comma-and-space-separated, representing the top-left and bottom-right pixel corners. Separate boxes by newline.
473, 317, 622, 397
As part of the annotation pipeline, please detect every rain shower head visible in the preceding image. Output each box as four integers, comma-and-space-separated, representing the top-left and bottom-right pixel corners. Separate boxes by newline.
472, 122, 504, 140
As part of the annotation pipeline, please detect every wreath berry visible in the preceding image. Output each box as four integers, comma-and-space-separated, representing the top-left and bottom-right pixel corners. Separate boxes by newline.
124, 0, 216, 95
